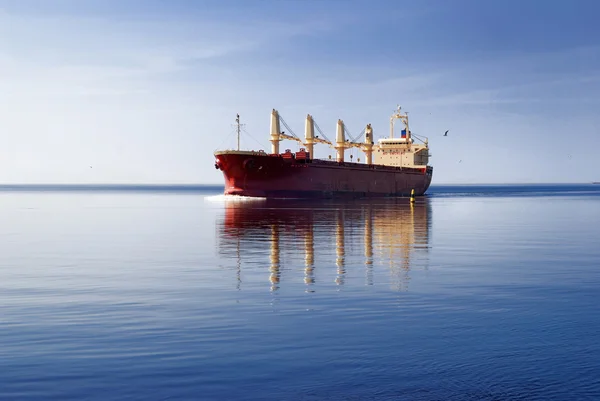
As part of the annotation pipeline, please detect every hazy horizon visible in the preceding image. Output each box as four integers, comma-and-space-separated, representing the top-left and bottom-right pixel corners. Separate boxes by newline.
2, 0, 599, 185
0, 182, 598, 187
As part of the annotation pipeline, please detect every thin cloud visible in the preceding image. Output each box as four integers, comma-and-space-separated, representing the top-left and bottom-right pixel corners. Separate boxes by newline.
0, 7, 343, 99
0, 13, 302, 102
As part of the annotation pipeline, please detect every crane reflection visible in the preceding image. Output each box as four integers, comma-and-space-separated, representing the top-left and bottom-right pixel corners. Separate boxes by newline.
216, 197, 431, 292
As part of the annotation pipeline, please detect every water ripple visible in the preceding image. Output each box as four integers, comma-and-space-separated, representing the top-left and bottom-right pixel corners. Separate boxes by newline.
1, 188, 599, 400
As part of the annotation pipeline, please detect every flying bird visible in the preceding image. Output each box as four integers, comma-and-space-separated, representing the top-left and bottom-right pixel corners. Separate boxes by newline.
443, 130, 449, 136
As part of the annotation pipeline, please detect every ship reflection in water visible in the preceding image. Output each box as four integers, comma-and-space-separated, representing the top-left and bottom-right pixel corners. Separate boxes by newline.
216, 197, 431, 292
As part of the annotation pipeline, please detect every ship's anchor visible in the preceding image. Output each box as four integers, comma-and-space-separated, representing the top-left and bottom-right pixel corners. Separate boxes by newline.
243, 158, 256, 170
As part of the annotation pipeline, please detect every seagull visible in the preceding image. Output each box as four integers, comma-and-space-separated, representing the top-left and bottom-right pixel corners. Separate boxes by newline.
444, 130, 449, 136
458, 160, 462, 163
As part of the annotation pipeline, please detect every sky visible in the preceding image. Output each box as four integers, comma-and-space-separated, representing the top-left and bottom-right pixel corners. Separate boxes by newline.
1, 0, 599, 184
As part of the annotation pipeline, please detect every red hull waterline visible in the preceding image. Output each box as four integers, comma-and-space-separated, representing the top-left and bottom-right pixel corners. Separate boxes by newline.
214, 151, 433, 199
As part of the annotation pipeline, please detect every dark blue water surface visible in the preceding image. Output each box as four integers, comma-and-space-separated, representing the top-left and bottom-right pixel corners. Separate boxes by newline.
1, 184, 599, 400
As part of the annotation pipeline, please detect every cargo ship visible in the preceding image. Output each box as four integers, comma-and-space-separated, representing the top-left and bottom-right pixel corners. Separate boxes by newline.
214, 106, 433, 198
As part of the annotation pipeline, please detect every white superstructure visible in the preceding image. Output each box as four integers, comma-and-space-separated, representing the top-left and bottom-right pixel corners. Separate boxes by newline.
373, 106, 430, 168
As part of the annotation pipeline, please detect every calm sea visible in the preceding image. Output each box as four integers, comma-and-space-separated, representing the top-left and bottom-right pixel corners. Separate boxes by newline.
1, 184, 599, 400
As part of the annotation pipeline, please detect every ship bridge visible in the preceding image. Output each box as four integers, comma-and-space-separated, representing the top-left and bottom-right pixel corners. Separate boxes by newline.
372, 107, 429, 168
378, 138, 412, 145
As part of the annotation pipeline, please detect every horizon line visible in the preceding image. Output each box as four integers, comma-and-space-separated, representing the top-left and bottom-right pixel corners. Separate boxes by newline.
0, 182, 597, 188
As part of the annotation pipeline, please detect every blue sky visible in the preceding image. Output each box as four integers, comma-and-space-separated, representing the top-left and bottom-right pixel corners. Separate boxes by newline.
1, 0, 599, 184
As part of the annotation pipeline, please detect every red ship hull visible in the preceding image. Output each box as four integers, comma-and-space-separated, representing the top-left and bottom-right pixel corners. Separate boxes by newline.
214, 151, 433, 198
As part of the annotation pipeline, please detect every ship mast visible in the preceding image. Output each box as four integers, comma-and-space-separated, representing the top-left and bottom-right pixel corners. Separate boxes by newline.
236, 113, 241, 151
390, 108, 395, 139
389, 105, 410, 142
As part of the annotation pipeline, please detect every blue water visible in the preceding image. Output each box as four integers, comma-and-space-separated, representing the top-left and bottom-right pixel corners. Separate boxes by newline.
1, 184, 599, 400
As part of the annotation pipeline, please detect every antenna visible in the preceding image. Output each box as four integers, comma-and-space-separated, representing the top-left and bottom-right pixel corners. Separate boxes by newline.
233, 114, 246, 151
236, 114, 240, 151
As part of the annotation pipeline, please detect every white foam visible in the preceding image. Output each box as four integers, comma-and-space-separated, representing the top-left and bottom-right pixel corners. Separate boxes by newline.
204, 194, 267, 203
